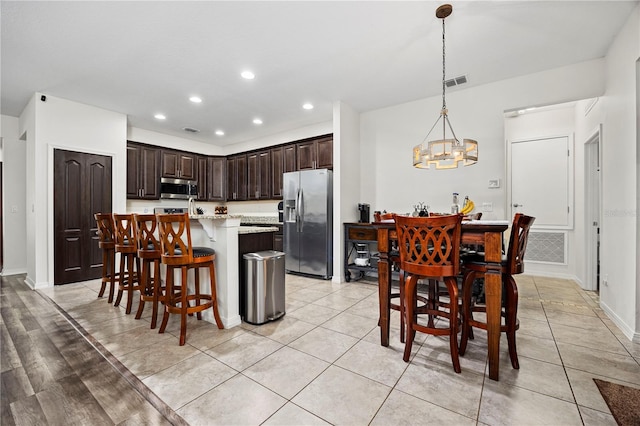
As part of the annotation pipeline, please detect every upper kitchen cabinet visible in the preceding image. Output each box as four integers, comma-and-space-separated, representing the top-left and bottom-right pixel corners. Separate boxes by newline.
227, 154, 247, 201
161, 149, 197, 180
297, 135, 333, 170
247, 149, 271, 200
126, 142, 160, 199
271, 144, 297, 199
197, 156, 208, 201
207, 156, 226, 201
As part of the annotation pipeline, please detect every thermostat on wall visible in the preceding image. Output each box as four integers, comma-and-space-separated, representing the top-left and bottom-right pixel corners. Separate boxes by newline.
488, 179, 500, 189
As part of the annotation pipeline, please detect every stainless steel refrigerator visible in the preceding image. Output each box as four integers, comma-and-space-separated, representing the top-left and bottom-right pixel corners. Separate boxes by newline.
283, 169, 333, 279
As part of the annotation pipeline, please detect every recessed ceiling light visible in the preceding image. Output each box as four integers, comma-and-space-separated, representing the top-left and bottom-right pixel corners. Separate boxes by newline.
241, 70, 255, 80
253, 118, 263, 125
154, 113, 166, 120
302, 103, 314, 110
189, 96, 202, 103
215, 130, 225, 136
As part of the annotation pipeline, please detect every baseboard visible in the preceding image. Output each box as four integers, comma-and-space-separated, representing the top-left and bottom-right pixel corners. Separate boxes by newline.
1, 268, 28, 277
600, 300, 636, 341
24, 275, 36, 289
522, 271, 580, 283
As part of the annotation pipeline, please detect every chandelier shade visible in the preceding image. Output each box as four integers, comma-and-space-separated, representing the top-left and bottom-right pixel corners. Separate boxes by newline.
413, 4, 478, 170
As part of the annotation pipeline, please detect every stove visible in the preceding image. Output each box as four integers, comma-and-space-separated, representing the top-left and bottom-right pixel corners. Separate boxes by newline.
154, 207, 188, 214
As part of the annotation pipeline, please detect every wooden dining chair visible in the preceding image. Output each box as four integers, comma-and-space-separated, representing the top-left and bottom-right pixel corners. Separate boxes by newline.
156, 213, 224, 345
459, 213, 535, 369
133, 214, 163, 329
95, 213, 118, 303
395, 214, 463, 373
113, 213, 142, 314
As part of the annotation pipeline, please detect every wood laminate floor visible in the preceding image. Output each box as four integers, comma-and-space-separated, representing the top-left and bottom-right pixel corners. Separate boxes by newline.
0, 274, 182, 425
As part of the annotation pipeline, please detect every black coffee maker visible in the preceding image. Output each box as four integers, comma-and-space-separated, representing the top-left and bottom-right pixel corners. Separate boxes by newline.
358, 203, 370, 223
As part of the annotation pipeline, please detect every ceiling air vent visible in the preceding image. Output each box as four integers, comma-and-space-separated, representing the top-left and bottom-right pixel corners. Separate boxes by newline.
445, 74, 468, 88
182, 127, 200, 133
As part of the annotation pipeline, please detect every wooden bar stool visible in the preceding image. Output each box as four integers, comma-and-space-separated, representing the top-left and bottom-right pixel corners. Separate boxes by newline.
395, 214, 463, 373
133, 214, 163, 328
460, 213, 535, 369
113, 213, 142, 314
94, 213, 118, 303
156, 213, 224, 345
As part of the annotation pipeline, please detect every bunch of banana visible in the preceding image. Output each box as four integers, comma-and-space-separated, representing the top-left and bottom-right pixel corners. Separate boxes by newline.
460, 196, 475, 215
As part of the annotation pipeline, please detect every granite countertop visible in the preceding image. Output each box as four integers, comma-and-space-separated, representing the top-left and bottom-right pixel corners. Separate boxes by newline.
239, 215, 282, 225
238, 226, 279, 234
189, 214, 243, 220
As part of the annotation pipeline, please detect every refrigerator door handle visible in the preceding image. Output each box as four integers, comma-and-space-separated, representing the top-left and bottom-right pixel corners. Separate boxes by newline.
299, 189, 304, 232
295, 189, 301, 232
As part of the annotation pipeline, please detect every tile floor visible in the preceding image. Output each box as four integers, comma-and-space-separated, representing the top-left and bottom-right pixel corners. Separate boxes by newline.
22, 274, 640, 424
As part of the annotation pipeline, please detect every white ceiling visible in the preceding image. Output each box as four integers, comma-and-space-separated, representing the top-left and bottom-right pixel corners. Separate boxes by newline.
2, 1, 637, 147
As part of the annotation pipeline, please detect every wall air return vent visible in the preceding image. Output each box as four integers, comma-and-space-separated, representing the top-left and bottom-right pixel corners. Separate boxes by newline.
182, 127, 200, 133
445, 75, 468, 88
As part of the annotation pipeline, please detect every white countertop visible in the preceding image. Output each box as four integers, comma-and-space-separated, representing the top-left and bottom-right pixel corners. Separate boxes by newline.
238, 226, 279, 234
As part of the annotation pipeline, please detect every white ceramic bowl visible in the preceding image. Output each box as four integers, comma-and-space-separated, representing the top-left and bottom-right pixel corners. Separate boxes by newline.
354, 258, 369, 266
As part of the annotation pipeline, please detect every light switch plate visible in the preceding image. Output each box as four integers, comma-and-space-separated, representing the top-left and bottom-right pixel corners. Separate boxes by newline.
488, 179, 500, 188
482, 202, 493, 212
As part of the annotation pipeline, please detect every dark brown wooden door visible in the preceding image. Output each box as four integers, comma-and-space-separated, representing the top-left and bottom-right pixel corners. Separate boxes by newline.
258, 150, 271, 199
297, 141, 316, 170
197, 156, 208, 200
247, 152, 259, 200
139, 146, 160, 198
179, 153, 197, 180
54, 149, 112, 285
271, 146, 284, 199
283, 144, 297, 172
316, 137, 333, 169
208, 157, 226, 201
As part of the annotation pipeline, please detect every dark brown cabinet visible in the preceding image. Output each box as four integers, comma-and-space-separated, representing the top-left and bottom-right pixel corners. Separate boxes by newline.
273, 224, 284, 252
126, 142, 160, 199
197, 156, 208, 201
297, 136, 333, 170
227, 154, 247, 201
161, 149, 197, 180
271, 144, 297, 199
247, 149, 271, 200
207, 157, 226, 201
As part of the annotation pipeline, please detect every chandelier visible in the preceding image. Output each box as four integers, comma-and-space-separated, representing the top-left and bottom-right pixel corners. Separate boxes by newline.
413, 4, 478, 170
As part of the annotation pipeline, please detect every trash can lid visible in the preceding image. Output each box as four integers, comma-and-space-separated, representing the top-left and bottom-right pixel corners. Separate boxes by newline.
243, 250, 285, 260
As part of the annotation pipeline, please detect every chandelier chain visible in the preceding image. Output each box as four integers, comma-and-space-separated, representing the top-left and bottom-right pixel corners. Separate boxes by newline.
442, 16, 446, 112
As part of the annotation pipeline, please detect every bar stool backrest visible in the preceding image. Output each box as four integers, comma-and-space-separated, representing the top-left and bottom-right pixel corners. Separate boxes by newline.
133, 214, 161, 257
95, 213, 115, 249
156, 213, 193, 265
506, 213, 536, 275
113, 214, 137, 253
394, 214, 462, 278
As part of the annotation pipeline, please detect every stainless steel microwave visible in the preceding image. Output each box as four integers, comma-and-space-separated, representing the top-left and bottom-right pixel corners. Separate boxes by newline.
160, 177, 197, 199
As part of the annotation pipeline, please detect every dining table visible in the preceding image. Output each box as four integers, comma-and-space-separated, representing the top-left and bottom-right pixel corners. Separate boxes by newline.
373, 218, 509, 381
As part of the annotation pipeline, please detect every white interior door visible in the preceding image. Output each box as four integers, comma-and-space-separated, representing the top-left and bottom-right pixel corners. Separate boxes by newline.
584, 130, 601, 291
511, 136, 571, 228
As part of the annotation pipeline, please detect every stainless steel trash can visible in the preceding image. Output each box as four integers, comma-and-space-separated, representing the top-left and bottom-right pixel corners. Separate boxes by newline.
243, 250, 286, 325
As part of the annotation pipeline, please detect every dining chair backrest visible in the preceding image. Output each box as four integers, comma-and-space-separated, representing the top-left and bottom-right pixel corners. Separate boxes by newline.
113, 214, 137, 253
133, 214, 161, 257
394, 214, 462, 278
506, 213, 535, 275
156, 213, 193, 266
95, 213, 115, 249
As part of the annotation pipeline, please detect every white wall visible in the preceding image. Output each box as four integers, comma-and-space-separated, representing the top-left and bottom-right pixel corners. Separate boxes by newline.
21, 94, 127, 288
19, 96, 37, 287
598, 5, 639, 341
1, 115, 27, 275
334, 101, 361, 282
128, 126, 224, 156
361, 59, 605, 218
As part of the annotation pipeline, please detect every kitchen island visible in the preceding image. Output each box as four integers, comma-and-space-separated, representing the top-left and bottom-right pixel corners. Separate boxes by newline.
187, 215, 278, 329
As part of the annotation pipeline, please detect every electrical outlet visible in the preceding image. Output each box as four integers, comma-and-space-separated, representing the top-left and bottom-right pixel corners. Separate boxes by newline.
602, 274, 608, 287
11, 205, 18, 213
482, 202, 493, 212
